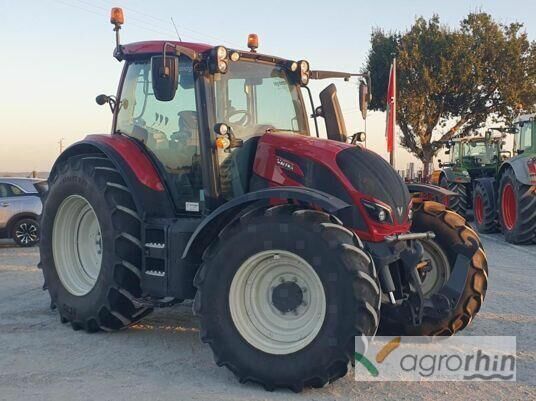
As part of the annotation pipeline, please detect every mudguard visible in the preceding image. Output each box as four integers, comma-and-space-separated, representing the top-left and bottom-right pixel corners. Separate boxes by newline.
181, 186, 351, 260
49, 134, 176, 218
499, 156, 536, 186
406, 183, 458, 198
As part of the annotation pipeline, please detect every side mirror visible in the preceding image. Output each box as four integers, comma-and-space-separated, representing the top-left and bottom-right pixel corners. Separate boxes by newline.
358, 81, 369, 120
350, 131, 366, 144
151, 55, 179, 102
95, 94, 116, 112
319, 83, 347, 143
445, 149, 450, 155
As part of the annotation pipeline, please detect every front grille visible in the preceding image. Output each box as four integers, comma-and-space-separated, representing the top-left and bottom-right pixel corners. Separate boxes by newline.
336, 147, 410, 224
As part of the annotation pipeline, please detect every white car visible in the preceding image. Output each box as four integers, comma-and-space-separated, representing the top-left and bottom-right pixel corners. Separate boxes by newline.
0, 178, 45, 246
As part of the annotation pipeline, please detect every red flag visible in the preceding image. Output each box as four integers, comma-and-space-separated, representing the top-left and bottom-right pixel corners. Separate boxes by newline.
385, 59, 396, 156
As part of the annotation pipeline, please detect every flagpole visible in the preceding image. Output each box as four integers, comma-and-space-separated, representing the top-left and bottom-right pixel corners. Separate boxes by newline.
390, 57, 396, 168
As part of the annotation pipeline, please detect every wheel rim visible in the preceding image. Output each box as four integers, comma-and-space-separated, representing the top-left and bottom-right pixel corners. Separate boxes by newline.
501, 183, 517, 231
419, 240, 450, 297
474, 194, 484, 224
229, 250, 326, 355
15, 222, 38, 245
52, 195, 103, 296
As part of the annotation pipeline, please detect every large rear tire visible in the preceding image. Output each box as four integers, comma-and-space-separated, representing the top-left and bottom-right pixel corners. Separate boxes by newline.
440, 176, 468, 217
40, 154, 152, 332
498, 168, 536, 244
380, 201, 488, 336
473, 181, 499, 233
194, 205, 380, 392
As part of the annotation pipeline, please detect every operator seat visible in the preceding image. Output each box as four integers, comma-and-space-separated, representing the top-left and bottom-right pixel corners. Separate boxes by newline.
169, 111, 202, 196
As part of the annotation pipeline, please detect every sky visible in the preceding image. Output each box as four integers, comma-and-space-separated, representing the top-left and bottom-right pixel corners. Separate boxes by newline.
0, 0, 534, 173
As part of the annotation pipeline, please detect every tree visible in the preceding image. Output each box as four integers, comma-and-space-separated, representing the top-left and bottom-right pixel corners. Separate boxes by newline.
366, 13, 536, 174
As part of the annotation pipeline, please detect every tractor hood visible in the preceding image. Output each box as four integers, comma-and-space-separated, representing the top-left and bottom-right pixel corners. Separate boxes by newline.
253, 133, 412, 240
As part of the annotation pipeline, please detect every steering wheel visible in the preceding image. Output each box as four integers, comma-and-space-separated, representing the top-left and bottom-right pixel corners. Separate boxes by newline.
228, 109, 252, 126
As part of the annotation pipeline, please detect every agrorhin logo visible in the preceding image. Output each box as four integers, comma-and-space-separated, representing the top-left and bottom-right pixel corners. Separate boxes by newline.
355, 336, 516, 382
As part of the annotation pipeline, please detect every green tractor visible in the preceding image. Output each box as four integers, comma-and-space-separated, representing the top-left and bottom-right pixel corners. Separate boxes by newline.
473, 114, 536, 243
431, 133, 509, 218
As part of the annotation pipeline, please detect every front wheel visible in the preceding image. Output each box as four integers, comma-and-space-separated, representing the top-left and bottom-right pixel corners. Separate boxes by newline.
194, 205, 380, 392
380, 201, 488, 336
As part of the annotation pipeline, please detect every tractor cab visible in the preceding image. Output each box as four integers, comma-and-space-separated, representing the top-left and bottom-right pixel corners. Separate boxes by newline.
108, 34, 370, 217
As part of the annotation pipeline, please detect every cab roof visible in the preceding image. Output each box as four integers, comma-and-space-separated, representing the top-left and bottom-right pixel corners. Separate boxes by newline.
122, 41, 213, 58
513, 113, 535, 124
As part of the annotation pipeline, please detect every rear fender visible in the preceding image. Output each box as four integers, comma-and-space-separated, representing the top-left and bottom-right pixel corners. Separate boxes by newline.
499, 157, 536, 186
49, 135, 175, 218
181, 186, 351, 261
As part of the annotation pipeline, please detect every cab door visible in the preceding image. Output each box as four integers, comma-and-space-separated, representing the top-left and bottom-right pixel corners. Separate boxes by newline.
115, 56, 204, 214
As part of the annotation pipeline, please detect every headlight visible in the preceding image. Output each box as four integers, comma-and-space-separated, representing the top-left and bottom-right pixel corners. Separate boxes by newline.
300, 73, 309, 85
298, 60, 309, 73
209, 45, 229, 74
289, 61, 298, 72
230, 51, 240, 62
216, 46, 227, 60
361, 199, 392, 224
218, 60, 228, 73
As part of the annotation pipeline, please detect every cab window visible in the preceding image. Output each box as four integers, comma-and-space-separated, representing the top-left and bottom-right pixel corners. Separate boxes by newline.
517, 122, 533, 152
116, 56, 202, 211
212, 61, 307, 200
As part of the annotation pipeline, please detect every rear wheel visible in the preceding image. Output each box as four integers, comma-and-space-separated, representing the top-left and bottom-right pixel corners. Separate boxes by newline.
440, 176, 468, 217
40, 154, 152, 332
473, 182, 498, 233
12, 218, 39, 247
194, 205, 380, 392
498, 168, 536, 244
380, 201, 488, 336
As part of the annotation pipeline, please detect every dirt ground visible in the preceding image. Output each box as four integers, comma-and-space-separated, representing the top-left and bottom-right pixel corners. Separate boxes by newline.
0, 232, 535, 401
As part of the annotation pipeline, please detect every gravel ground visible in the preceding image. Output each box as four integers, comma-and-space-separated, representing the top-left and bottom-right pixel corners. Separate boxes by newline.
0, 233, 535, 401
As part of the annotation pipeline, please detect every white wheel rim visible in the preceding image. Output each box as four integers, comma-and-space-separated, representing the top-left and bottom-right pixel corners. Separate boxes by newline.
229, 250, 326, 355
419, 239, 450, 297
52, 195, 103, 296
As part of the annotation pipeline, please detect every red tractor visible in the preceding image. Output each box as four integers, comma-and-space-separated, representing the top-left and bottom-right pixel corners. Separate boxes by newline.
40, 9, 488, 391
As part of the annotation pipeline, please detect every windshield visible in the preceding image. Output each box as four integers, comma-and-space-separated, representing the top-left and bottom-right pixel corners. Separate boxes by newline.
213, 60, 308, 140
461, 141, 499, 164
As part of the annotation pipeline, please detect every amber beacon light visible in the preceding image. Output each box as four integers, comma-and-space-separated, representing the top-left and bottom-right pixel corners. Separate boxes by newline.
110, 7, 124, 25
